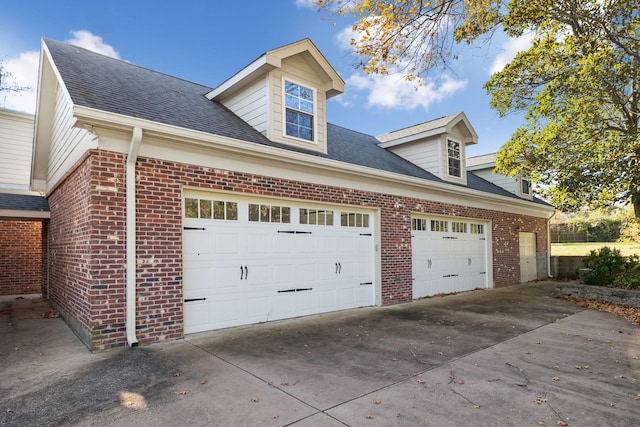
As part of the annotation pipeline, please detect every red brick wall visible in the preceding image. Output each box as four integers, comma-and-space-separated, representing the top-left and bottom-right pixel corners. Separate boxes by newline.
50, 149, 548, 350
0, 219, 43, 296
48, 152, 112, 349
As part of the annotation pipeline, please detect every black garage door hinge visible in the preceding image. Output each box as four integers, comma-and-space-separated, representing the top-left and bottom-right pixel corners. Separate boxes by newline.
359, 282, 373, 286
278, 288, 313, 293
184, 297, 207, 302
184, 226, 206, 231
277, 230, 312, 234
360, 233, 372, 236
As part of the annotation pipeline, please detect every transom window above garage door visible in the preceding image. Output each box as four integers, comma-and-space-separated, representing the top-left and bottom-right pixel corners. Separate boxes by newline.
248, 203, 291, 223
412, 218, 427, 231
300, 208, 334, 226
413, 218, 486, 235
341, 211, 370, 228
431, 220, 448, 232
470, 223, 485, 234
452, 222, 467, 233
184, 197, 238, 220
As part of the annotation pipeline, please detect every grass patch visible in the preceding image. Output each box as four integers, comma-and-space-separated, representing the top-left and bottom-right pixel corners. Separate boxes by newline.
551, 242, 640, 257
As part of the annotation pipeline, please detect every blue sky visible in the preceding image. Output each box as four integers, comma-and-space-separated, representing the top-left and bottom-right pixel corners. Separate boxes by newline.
0, 1, 531, 157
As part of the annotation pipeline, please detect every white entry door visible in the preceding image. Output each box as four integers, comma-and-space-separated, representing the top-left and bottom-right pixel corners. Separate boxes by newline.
183, 193, 375, 334
519, 232, 537, 282
412, 217, 489, 299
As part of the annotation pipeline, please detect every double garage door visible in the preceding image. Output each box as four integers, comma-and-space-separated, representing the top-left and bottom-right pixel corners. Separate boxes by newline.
412, 216, 489, 298
183, 192, 375, 334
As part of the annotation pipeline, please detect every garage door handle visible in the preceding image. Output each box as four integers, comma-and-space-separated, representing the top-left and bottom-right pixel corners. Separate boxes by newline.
335, 262, 341, 274
468, 258, 472, 266
185, 298, 207, 302
184, 226, 205, 230
240, 265, 248, 280
360, 282, 373, 286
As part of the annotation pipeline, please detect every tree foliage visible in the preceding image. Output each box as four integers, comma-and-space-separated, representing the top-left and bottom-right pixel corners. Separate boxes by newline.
0, 59, 30, 94
316, 0, 640, 217
315, 0, 504, 81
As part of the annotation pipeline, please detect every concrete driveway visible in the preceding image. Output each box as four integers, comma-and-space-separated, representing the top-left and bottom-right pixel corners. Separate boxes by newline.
1, 281, 639, 426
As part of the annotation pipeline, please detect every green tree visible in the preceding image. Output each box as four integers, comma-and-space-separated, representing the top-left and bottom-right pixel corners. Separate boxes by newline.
316, 0, 640, 217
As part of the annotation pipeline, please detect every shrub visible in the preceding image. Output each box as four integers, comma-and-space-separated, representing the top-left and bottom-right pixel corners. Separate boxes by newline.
581, 247, 626, 286
581, 247, 640, 288
614, 255, 640, 289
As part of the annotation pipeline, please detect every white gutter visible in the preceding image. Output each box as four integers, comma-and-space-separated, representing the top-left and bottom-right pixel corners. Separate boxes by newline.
547, 210, 556, 278
126, 127, 143, 347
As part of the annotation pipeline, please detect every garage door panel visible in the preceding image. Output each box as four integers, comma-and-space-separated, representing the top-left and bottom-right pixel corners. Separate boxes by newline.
412, 217, 489, 299
183, 230, 209, 256
184, 196, 375, 333
214, 265, 242, 289
184, 265, 210, 292
214, 232, 241, 255
246, 296, 272, 321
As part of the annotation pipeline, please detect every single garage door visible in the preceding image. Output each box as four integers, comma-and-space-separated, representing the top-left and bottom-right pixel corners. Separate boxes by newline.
412, 216, 489, 298
183, 193, 375, 334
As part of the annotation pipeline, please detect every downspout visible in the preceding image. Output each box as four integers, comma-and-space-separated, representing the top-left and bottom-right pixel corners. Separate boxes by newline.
547, 211, 556, 278
126, 127, 143, 347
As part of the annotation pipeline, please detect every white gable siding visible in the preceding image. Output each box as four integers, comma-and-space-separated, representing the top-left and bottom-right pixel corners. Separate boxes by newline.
471, 168, 517, 193
0, 110, 34, 189
269, 55, 327, 153
387, 139, 440, 175
220, 77, 268, 135
48, 86, 97, 188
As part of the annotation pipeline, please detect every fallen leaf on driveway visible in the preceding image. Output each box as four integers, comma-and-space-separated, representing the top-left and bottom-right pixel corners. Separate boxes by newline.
534, 397, 548, 404
556, 421, 568, 426
552, 377, 560, 381
416, 379, 426, 384
373, 399, 381, 405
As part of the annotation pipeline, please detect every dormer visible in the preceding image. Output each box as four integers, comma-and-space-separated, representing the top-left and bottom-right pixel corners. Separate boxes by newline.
376, 112, 477, 186
207, 39, 344, 154
466, 153, 534, 200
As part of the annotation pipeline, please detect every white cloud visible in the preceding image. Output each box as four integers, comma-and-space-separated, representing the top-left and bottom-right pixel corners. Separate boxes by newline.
347, 72, 467, 111
489, 33, 534, 74
66, 30, 120, 59
1, 30, 119, 113
294, 0, 316, 8
334, 25, 467, 111
1, 51, 39, 113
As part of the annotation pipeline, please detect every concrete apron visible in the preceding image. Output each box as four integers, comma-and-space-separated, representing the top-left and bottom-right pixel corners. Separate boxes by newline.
1, 281, 639, 426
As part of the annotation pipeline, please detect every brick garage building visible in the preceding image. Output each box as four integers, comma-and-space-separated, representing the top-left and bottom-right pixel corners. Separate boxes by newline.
31, 39, 554, 351
0, 110, 49, 299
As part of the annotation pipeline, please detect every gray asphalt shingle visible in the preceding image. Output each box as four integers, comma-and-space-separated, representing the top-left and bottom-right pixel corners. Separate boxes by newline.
0, 193, 50, 212
44, 39, 547, 205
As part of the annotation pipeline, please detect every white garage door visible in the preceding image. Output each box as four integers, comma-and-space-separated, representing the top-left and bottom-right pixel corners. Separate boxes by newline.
412, 217, 489, 298
183, 193, 375, 334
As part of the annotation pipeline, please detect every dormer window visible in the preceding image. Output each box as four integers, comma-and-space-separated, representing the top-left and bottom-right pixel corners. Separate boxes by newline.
447, 139, 461, 178
521, 177, 531, 195
284, 80, 314, 142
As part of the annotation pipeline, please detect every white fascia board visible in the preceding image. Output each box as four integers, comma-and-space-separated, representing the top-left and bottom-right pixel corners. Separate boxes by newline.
206, 55, 273, 100
377, 127, 445, 148
0, 209, 50, 219
72, 106, 554, 219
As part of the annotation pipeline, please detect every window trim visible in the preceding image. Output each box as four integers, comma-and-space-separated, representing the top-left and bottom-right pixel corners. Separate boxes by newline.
520, 176, 532, 196
282, 78, 317, 144
446, 139, 462, 178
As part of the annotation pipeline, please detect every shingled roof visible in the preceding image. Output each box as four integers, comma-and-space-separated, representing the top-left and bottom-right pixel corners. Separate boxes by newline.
0, 193, 49, 212
43, 38, 546, 204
